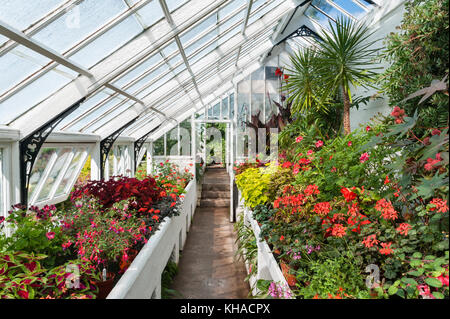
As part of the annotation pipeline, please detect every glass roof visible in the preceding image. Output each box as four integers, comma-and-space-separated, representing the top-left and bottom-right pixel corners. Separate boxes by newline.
0, 0, 379, 139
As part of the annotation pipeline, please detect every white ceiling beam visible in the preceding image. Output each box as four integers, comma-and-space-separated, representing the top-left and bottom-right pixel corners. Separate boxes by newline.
0, 20, 93, 78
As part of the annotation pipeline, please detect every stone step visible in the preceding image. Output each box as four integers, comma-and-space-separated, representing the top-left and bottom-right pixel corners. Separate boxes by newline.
200, 198, 230, 207
201, 191, 230, 199
202, 184, 230, 192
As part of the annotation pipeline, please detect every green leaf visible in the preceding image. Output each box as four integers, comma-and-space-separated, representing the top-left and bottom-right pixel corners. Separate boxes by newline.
388, 285, 398, 295
412, 252, 422, 259
432, 292, 445, 299
401, 277, 418, 286
424, 278, 442, 288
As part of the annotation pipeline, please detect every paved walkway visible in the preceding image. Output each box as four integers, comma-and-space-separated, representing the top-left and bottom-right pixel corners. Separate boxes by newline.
170, 168, 250, 299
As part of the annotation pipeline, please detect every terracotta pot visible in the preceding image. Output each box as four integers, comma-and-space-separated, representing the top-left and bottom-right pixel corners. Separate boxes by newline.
92, 273, 116, 299
280, 262, 297, 287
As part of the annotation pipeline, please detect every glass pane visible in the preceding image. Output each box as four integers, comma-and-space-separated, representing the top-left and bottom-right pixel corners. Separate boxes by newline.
70, 15, 143, 68
251, 67, 264, 122
332, 0, 366, 19
134, 0, 164, 27
153, 134, 165, 156
28, 148, 57, 201
166, 0, 187, 12
116, 145, 129, 175
55, 89, 113, 131
265, 67, 279, 122
222, 97, 229, 119
32, 0, 127, 54
180, 13, 217, 45
37, 148, 72, 202
230, 93, 234, 119
85, 100, 134, 133
55, 148, 87, 196
0, 70, 72, 124
108, 149, 114, 178
179, 118, 191, 156
237, 77, 250, 131
0, 0, 65, 31
0, 45, 51, 96
113, 53, 161, 88
213, 102, 220, 119
167, 127, 178, 156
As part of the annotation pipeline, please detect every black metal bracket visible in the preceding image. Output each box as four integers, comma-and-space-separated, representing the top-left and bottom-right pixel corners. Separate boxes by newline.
19, 98, 86, 206
100, 117, 138, 180
133, 124, 161, 172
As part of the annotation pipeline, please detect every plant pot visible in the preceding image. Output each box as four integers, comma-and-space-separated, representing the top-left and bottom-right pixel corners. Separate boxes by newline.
280, 262, 297, 287
92, 273, 116, 299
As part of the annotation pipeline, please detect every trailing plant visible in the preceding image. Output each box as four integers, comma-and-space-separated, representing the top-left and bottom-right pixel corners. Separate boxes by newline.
235, 167, 271, 209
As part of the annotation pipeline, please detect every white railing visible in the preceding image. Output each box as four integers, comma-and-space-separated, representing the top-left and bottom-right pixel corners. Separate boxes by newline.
237, 192, 294, 298
107, 180, 197, 299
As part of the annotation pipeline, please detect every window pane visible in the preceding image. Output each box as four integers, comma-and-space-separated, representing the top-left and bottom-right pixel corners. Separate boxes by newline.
37, 147, 72, 202
55, 148, 88, 196
167, 127, 178, 156
222, 97, 229, 119
332, 0, 366, 19
28, 148, 57, 201
153, 135, 165, 156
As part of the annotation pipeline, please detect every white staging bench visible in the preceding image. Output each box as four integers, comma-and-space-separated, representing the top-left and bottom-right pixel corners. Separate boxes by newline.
107, 180, 197, 299
237, 192, 294, 298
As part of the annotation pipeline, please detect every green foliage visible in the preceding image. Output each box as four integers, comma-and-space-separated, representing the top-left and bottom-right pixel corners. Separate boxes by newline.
161, 260, 180, 299
0, 206, 69, 269
235, 167, 271, 209
295, 253, 371, 299
0, 251, 99, 299
379, 0, 449, 131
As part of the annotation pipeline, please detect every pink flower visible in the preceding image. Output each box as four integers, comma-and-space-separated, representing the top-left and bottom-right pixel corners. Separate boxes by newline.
359, 153, 370, 163
46, 232, 55, 240
431, 129, 441, 136
307, 150, 314, 156
295, 136, 303, 143
347, 141, 352, 147
437, 275, 449, 287
315, 140, 324, 148
365, 126, 371, 132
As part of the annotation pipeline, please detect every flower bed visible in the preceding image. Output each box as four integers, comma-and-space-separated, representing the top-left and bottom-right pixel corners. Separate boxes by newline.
235, 108, 449, 299
107, 180, 196, 299
0, 161, 195, 299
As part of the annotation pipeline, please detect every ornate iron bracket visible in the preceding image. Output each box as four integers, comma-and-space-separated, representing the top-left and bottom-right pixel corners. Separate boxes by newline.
19, 98, 86, 206
100, 117, 138, 180
133, 124, 161, 172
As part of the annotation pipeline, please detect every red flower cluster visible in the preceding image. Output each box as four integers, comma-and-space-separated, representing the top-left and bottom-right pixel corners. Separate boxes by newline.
313, 202, 332, 216
71, 176, 162, 217
374, 199, 398, 220
391, 106, 406, 124
429, 198, 449, 213
341, 187, 357, 202
424, 153, 443, 171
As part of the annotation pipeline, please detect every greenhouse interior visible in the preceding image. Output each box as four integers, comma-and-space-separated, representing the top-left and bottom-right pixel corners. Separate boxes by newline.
0, 0, 448, 301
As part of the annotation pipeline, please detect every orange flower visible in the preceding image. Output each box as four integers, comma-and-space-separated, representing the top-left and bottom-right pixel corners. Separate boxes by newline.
331, 224, 347, 238
379, 242, 394, 255
396, 223, 412, 236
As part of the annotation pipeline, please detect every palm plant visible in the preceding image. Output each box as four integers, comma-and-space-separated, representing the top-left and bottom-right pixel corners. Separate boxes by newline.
284, 47, 326, 115
317, 17, 380, 135
285, 17, 380, 135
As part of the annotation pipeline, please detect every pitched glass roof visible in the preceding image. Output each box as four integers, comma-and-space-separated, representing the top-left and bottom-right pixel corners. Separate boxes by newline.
0, 0, 380, 139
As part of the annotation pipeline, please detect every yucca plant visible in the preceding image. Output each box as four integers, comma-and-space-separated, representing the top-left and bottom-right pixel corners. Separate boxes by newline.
316, 17, 381, 135
284, 47, 327, 115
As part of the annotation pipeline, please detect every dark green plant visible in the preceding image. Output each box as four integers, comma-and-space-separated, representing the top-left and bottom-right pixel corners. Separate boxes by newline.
379, 0, 449, 132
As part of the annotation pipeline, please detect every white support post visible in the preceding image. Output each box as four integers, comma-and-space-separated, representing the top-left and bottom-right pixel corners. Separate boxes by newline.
90, 142, 102, 181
